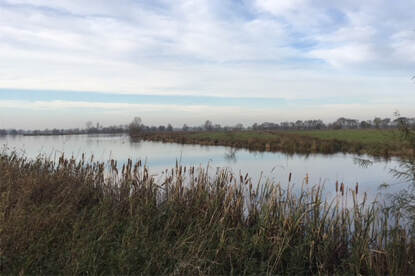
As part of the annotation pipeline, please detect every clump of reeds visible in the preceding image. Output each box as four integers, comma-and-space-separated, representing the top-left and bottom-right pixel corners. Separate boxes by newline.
0, 151, 414, 275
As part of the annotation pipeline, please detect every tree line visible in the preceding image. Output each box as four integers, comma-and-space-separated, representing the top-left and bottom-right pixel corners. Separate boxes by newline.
1, 116, 413, 136
128, 116, 415, 134
0, 122, 128, 136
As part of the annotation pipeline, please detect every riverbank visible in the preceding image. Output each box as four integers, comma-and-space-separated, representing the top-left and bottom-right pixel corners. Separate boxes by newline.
1, 152, 414, 275
131, 129, 407, 158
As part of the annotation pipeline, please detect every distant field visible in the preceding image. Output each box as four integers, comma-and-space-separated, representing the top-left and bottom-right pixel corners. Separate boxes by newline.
289, 129, 400, 145
187, 129, 400, 145
187, 131, 277, 141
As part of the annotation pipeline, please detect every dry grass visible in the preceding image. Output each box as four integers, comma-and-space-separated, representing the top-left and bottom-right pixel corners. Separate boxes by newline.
1, 152, 414, 275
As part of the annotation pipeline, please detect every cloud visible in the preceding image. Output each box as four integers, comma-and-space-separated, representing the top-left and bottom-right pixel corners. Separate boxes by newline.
0, 99, 222, 112
309, 43, 376, 68
0, 0, 414, 128
1, 0, 414, 70
254, 0, 306, 15
390, 30, 415, 63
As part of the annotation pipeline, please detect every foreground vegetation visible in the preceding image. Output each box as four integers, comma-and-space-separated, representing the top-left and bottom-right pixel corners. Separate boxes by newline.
1, 152, 415, 275
133, 129, 407, 158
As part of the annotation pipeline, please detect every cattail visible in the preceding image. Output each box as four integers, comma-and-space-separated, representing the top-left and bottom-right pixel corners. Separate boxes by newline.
111, 160, 115, 173
305, 173, 309, 185
340, 182, 344, 196
355, 182, 359, 195
288, 172, 292, 182
336, 180, 339, 192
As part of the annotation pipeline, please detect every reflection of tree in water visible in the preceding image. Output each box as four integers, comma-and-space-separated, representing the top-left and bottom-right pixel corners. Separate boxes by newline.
224, 148, 238, 163
353, 157, 374, 168
128, 136, 143, 150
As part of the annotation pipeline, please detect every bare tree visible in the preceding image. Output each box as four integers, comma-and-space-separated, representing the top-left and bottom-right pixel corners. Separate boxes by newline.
234, 123, 244, 130
129, 117, 143, 134
86, 121, 93, 129
373, 117, 382, 128
204, 120, 213, 131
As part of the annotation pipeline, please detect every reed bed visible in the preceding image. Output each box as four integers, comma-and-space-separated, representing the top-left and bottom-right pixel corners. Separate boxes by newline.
1, 152, 414, 275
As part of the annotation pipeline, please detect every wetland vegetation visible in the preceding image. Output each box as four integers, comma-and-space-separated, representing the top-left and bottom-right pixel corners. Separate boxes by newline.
132, 129, 407, 158
1, 151, 415, 275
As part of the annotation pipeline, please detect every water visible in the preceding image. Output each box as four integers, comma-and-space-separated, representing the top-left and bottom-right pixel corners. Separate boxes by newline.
0, 134, 409, 202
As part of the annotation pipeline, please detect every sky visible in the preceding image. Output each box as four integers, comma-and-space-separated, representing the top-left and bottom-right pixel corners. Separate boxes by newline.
0, 0, 414, 129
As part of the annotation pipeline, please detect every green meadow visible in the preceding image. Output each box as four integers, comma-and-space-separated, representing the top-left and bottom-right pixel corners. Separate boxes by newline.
291, 129, 399, 145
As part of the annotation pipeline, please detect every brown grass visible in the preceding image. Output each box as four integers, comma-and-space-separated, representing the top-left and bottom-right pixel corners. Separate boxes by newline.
1, 152, 414, 275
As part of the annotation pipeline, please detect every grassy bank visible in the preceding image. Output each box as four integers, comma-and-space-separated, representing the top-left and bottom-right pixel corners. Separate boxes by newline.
133, 129, 406, 158
1, 152, 414, 275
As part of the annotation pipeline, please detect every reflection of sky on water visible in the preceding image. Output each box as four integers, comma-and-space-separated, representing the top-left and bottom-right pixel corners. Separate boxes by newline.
0, 134, 409, 203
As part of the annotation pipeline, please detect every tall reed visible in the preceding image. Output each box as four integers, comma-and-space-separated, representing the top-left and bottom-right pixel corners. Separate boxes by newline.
0, 152, 414, 275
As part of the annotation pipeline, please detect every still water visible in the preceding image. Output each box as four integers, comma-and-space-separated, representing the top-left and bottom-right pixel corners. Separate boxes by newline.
0, 134, 409, 201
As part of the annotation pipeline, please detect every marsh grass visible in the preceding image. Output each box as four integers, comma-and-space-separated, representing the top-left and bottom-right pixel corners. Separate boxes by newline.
133, 129, 406, 158
1, 152, 414, 275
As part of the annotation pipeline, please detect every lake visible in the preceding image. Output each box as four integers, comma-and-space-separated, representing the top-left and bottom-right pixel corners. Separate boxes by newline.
0, 133, 409, 202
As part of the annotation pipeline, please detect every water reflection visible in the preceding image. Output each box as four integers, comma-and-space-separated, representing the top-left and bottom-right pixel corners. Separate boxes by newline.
224, 148, 238, 163
353, 157, 374, 168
